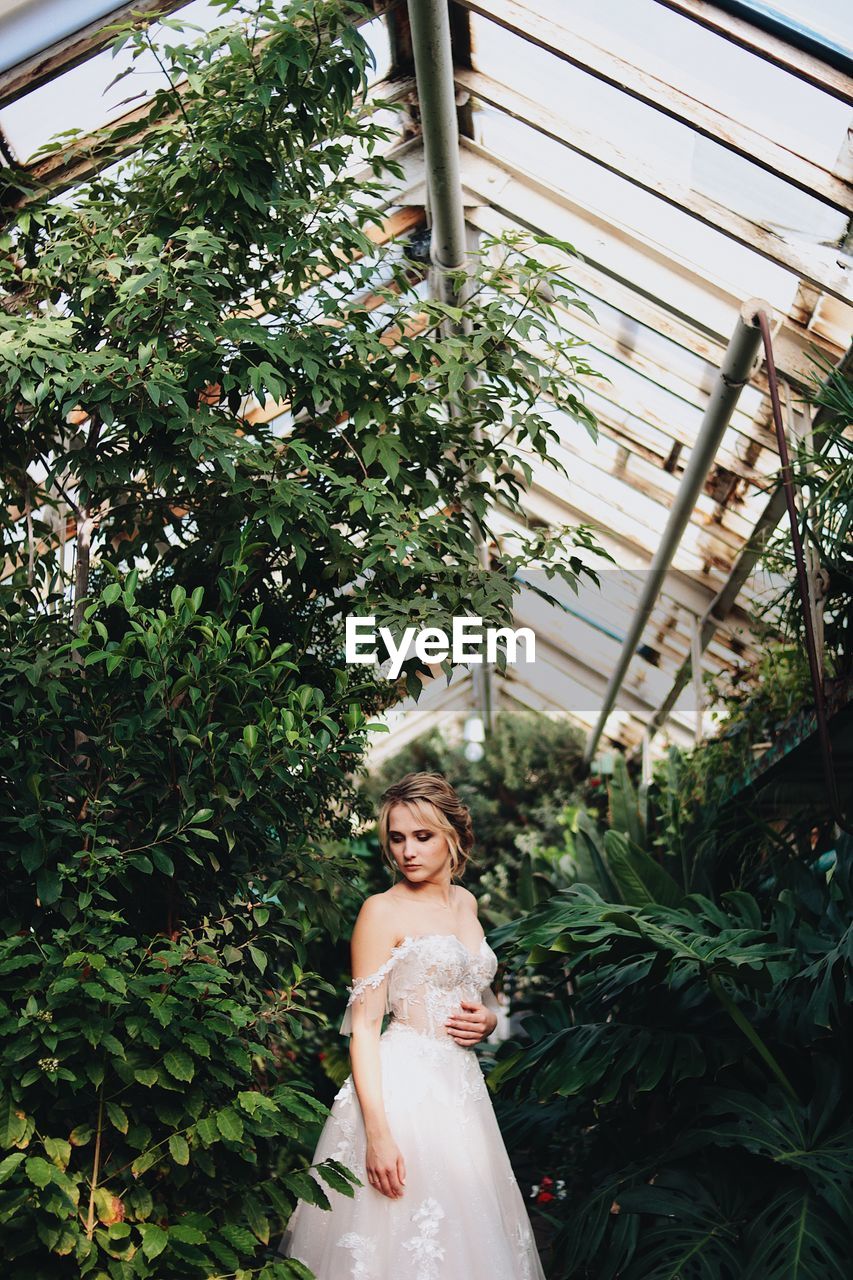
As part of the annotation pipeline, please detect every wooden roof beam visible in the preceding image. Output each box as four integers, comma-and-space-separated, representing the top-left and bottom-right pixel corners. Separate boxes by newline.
454, 0, 853, 215
651, 0, 853, 104
455, 66, 852, 301
0, 0, 193, 110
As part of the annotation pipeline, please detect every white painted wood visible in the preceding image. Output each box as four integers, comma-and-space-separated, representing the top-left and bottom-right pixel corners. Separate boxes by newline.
456, 0, 853, 213
460, 177, 847, 385
455, 66, 852, 298
650, 0, 853, 105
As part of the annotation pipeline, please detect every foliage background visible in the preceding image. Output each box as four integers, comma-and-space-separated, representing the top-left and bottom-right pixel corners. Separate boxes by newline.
0, 1, 606, 1276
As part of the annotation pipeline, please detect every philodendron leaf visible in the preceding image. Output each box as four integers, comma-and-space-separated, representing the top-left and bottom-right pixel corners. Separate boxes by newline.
604, 830, 683, 907
742, 1186, 848, 1279
608, 753, 644, 846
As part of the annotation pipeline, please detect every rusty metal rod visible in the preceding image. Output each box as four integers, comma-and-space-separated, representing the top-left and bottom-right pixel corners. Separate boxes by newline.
755, 308, 851, 835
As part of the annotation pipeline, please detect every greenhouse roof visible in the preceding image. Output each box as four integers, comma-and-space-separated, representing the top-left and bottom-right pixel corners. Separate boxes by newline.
1, 0, 850, 767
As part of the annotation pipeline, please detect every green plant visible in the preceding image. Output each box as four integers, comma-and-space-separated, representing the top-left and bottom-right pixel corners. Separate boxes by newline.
564, 752, 683, 908
0, 1, 608, 1272
645, 640, 834, 903
759, 355, 853, 677
485, 836, 853, 1279
0, 572, 366, 1277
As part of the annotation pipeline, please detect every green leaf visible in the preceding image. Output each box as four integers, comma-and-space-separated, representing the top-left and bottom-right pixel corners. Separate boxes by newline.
216, 1109, 244, 1142
163, 1050, 194, 1083
150, 849, 175, 875
0, 1096, 28, 1147
36, 867, 61, 905
43, 1136, 72, 1169
743, 1185, 847, 1277
131, 1151, 157, 1178
604, 831, 682, 908
105, 1103, 129, 1135
220, 1224, 257, 1253
244, 1195, 270, 1243
0, 1152, 26, 1185
25, 1156, 54, 1188
315, 1161, 358, 1197
608, 754, 644, 845
169, 1223, 205, 1244
169, 1133, 190, 1165
139, 1223, 167, 1260
282, 1170, 330, 1210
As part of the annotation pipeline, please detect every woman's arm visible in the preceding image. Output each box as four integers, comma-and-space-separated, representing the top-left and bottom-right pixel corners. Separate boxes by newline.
347, 896, 407, 1199
445, 887, 499, 1046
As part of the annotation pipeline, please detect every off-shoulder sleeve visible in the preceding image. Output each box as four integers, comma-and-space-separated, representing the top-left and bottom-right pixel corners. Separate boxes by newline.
338, 953, 395, 1038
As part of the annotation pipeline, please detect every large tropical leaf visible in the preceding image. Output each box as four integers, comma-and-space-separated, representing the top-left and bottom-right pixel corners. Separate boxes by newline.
575, 810, 621, 902
694, 1082, 853, 1229
552, 1174, 635, 1277
741, 1186, 848, 1279
616, 1168, 743, 1280
489, 1019, 708, 1101
604, 830, 683, 907
608, 753, 644, 847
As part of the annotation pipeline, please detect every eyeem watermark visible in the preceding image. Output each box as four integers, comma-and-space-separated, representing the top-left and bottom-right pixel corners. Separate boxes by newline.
345, 616, 536, 679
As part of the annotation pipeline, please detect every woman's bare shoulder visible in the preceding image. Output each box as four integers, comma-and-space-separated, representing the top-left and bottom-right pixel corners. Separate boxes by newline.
456, 885, 479, 913
351, 891, 398, 937
355, 889, 397, 916
350, 892, 400, 976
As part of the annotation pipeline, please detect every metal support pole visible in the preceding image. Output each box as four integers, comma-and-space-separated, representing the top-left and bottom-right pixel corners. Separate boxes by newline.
408, 0, 493, 732
691, 614, 704, 743
786, 379, 827, 666
642, 341, 853, 744
582, 297, 767, 767
407, 0, 468, 278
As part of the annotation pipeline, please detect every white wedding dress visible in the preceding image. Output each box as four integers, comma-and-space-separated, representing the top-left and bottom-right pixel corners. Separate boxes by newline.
278, 932, 546, 1279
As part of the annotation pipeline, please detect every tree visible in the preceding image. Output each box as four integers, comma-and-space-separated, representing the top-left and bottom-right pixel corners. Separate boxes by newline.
0, 2, 604, 1274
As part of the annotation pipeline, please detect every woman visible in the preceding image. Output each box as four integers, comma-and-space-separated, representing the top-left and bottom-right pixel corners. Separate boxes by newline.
278, 771, 546, 1279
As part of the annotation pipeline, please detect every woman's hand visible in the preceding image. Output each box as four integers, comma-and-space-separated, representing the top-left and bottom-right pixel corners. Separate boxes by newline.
365, 1131, 406, 1199
445, 999, 498, 1046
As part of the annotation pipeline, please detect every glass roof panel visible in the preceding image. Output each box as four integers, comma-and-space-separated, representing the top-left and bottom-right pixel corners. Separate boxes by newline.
474, 106, 801, 309
0, 2, 391, 163
0, 0, 219, 161
735, 0, 853, 55
690, 139, 847, 245
468, 10, 850, 243
498, 0, 852, 168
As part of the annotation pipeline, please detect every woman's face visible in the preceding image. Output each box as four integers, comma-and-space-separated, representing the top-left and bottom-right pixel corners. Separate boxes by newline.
387, 803, 452, 883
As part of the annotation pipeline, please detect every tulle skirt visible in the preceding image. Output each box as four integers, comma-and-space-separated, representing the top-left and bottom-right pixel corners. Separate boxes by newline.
278, 1020, 546, 1279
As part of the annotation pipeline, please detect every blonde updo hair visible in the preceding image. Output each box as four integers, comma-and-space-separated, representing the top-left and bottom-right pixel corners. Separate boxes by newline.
378, 772, 475, 881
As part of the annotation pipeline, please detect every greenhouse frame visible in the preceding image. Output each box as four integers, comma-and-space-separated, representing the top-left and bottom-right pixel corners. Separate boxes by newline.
0, 3, 852, 1278
2, 0, 850, 768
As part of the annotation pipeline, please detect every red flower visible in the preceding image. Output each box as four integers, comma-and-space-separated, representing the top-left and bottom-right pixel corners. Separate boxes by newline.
536, 1191, 555, 1203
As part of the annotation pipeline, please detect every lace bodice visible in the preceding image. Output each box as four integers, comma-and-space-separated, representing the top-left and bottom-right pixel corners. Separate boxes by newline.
340, 933, 500, 1041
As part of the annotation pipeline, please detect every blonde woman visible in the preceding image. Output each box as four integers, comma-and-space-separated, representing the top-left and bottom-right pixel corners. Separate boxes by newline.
279, 771, 546, 1279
